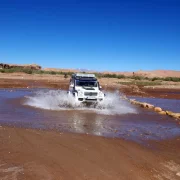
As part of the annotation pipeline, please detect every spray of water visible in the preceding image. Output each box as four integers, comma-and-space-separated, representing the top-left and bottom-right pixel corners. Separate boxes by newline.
24, 90, 137, 115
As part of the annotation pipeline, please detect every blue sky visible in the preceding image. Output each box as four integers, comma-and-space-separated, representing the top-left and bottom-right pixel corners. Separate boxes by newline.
0, 0, 179, 71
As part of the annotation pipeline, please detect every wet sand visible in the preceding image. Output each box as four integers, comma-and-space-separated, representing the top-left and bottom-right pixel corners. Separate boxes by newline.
0, 126, 180, 180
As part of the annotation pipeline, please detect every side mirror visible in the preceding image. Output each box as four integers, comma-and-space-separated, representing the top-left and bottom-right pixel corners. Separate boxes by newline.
99, 86, 102, 89
70, 84, 74, 88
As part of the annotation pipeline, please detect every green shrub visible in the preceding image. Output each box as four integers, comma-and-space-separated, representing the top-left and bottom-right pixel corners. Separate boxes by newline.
23, 68, 33, 74
163, 77, 180, 82
118, 80, 162, 86
36, 70, 44, 74
164, 77, 172, 81
103, 73, 117, 78
171, 77, 180, 82
49, 71, 56, 75
131, 76, 143, 80
0, 69, 5, 73
151, 77, 163, 81
117, 74, 125, 79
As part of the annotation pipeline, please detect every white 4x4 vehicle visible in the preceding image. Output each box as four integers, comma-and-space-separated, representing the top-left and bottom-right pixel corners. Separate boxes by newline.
68, 73, 105, 103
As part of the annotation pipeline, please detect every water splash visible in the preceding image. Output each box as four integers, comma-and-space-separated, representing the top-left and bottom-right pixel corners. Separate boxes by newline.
24, 90, 137, 115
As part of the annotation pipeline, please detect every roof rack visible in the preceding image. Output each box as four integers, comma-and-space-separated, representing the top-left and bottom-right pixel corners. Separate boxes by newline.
75, 73, 95, 78
72, 73, 97, 80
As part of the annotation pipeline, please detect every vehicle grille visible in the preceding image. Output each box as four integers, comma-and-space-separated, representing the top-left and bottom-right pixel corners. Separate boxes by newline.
84, 92, 98, 96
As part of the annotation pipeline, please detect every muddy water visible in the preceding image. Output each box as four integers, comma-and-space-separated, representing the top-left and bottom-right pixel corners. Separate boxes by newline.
133, 96, 180, 113
0, 89, 180, 143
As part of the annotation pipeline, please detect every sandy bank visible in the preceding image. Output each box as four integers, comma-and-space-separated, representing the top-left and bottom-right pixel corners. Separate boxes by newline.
0, 126, 180, 180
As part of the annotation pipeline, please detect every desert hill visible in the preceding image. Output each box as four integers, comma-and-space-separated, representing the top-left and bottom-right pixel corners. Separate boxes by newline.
1, 63, 180, 78
43, 68, 180, 78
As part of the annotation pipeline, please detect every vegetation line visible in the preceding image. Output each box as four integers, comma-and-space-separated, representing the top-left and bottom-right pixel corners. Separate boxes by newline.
0, 67, 180, 82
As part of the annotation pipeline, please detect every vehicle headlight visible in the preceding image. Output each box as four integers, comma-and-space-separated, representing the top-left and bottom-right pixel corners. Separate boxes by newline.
99, 91, 104, 97
78, 91, 84, 96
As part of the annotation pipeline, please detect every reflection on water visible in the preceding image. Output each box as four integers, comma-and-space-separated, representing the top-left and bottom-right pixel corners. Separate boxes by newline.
0, 89, 180, 143
69, 113, 104, 136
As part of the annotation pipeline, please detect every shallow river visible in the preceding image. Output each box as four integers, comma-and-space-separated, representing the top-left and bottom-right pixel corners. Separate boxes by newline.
0, 88, 180, 143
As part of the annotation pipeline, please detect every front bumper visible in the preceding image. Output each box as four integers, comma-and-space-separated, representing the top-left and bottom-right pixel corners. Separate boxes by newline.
77, 97, 104, 102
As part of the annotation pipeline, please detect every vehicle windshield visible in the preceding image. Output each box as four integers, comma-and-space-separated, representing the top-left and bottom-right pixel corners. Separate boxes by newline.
75, 80, 98, 87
